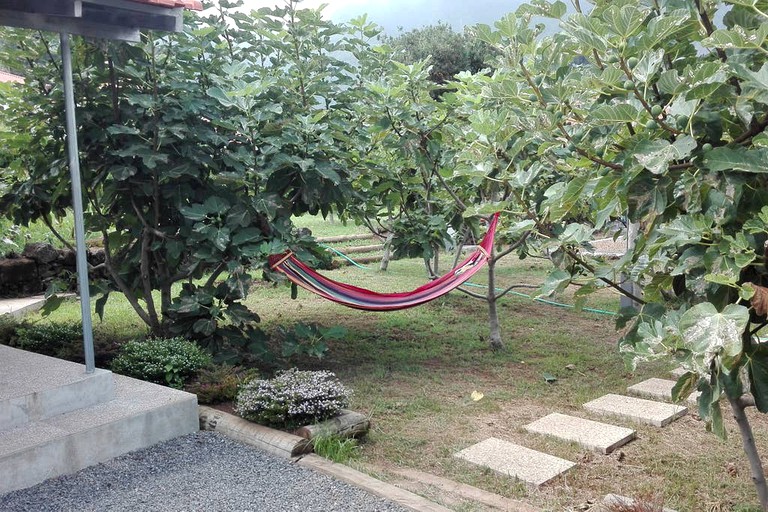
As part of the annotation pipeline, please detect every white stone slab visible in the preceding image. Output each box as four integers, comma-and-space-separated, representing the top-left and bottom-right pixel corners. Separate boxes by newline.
628, 378, 677, 401
524, 413, 635, 454
454, 438, 575, 486
670, 367, 687, 378
598, 494, 678, 512
583, 394, 687, 427
629, 376, 701, 405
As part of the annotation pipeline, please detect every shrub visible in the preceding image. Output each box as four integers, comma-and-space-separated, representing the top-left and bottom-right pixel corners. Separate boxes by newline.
14, 321, 82, 356
0, 314, 19, 346
111, 337, 211, 389
236, 368, 351, 429
184, 364, 259, 404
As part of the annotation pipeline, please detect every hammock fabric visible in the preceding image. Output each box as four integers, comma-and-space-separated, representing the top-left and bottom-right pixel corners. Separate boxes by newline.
269, 213, 500, 311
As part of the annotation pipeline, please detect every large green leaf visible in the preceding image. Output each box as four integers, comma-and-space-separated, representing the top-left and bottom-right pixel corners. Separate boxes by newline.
704, 147, 768, 173
591, 104, 640, 124
749, 350, 768, 412
679, 303, 748, 371
634, 136, 696, 175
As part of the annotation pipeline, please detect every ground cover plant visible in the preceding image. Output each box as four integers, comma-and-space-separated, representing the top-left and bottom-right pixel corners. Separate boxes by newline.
236, 368, 352, 429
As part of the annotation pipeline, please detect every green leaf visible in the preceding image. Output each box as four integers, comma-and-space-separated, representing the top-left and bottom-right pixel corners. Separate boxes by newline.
634, 136, 696, 175
710, 400, 726, 439
591, 104, 640, 124
231, 228, 262, 246
538, 269, 571, 297
704, 273, 739, 287
748, 347, 768, 413
542, 372, 558, 383
679, 303, 748, 371
672, 372, 698, 403
704, 147, 768, 173
179, 204, 208, 222
209, 227, 231, 252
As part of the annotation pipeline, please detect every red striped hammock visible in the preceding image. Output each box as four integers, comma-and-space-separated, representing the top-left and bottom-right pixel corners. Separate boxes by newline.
268, 213, 500, 311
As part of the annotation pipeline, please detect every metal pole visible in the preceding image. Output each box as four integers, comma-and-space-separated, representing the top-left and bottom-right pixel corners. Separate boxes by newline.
60, 33, 95, 374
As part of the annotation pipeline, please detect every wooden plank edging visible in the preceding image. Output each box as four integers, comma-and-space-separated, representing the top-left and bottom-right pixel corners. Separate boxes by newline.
297, 454, 452, 512
198, 406, 311, 458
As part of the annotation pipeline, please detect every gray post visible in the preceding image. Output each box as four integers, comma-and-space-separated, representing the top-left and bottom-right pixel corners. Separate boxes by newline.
60, 33, 95, 373
620, 221, 641, 310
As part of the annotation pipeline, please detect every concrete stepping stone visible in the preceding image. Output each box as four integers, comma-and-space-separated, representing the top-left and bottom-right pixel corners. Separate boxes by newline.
670, 366, 687, 378
628, 377, 700, 404
454, 437, 575, 486
524, 413, 635, 455
596, 494, 678, 512
628, 377, 676, 401
583, 394, 686, 427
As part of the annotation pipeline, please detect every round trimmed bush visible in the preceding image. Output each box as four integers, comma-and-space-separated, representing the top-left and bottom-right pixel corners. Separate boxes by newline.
235, 368, 351, 429
111, 337, 211, 389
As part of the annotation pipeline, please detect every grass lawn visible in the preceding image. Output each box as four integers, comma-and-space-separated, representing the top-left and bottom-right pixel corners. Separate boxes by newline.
17, 214, 768, 511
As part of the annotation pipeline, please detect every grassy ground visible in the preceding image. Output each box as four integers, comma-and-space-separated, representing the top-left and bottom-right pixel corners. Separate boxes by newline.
15, 214, 768, 511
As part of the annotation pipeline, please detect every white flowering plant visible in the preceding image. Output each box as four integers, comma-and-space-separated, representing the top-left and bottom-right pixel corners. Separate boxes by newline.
235, 368, 351, 429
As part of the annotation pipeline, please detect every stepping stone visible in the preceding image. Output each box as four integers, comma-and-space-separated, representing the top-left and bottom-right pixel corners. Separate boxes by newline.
454, 437, 575, 487
628, 377, 700, 405
583, 394, 687, 427
670, 367, 687, 379
524, 413, 635, 455
627, 378, 676, 401
597, 494, 678, 512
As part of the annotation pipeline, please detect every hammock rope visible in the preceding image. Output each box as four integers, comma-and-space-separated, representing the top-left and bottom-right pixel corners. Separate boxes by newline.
269, 213, 501, 311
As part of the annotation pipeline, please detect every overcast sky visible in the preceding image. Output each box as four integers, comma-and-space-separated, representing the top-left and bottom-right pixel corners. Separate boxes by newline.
239, 0, 529, 33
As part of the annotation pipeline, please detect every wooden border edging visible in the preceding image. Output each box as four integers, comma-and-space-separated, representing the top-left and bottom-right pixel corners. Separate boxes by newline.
391, 468, 542, 512
297, 454, 452, 512
198, 406, 311, 458
198, 407, 450, 512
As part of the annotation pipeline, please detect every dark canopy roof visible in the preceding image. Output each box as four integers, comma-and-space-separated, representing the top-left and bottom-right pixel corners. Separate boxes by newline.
0, 0, 203, 41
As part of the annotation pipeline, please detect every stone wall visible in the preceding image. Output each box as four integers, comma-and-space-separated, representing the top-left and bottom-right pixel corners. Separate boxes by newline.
0, 243, 105, 298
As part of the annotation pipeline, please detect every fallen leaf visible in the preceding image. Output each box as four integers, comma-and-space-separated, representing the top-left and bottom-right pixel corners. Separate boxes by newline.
471, 390, 484, 401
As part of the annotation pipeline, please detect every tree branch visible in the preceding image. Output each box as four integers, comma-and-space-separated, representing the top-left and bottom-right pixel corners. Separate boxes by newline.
496, 283, 539, 300
456, 286, 489, 301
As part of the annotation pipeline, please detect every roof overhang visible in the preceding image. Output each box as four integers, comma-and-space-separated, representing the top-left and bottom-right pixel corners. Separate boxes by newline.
0, 0, 202, 42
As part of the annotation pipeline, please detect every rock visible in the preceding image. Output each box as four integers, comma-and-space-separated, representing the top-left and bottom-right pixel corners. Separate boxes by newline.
23, 243, 60, 264
0, 258, 37, 284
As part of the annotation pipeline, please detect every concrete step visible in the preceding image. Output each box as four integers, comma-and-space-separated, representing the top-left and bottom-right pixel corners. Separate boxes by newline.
583, 394, 687, 427
627, 377, 700, 404
0, 373, 198, 495
0, 296, 46, 317
0, 345, 115, 431
454, 437, 575, 487
524, 413, 635, 454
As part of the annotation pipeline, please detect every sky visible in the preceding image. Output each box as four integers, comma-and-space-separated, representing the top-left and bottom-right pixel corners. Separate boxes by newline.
239, 0, 529, 34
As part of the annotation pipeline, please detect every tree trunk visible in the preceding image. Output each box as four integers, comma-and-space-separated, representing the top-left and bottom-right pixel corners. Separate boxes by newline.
487, 252, 503, 350
379, 235, 392, 272
433, 248, 439, 276
727, 393, 768, 510
294, 410, 370, 440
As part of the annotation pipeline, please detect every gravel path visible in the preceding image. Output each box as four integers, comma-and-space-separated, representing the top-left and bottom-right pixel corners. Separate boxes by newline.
0, 432, 408, 512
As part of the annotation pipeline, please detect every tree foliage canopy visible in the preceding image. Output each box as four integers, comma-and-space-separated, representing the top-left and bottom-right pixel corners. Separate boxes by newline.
381, 22, 496, 84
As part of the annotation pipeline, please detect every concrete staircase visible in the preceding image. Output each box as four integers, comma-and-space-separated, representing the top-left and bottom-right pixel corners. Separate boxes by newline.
0, 345, 199, 495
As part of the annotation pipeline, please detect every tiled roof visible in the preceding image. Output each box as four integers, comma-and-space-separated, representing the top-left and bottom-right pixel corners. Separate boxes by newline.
0, 70, 23, 84
126, 0, 203, 11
